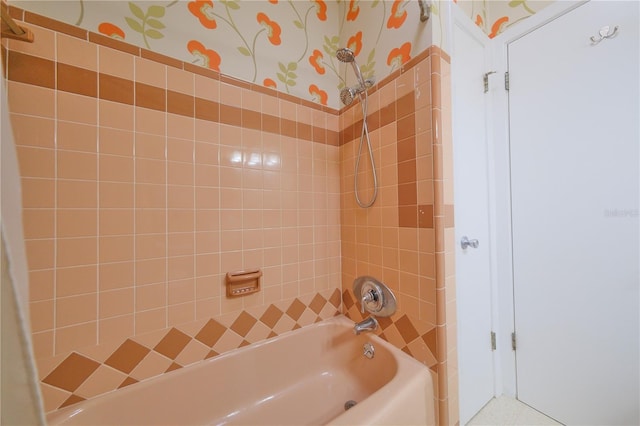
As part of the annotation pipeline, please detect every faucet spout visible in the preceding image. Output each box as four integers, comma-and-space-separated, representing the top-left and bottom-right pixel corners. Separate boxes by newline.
353, 317, 378, 335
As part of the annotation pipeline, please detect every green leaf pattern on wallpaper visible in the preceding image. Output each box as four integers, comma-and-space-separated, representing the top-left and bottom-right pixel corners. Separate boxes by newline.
125, 2, 171, 49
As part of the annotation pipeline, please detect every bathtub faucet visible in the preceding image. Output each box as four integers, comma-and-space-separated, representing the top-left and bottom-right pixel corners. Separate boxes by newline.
353, 316, 378, 335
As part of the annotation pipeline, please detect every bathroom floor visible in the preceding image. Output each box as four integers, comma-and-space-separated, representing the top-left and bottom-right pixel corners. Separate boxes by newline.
467, 396, 562, 425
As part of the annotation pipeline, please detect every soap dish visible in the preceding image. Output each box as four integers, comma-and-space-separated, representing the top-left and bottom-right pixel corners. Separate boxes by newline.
225, 269, 262, 297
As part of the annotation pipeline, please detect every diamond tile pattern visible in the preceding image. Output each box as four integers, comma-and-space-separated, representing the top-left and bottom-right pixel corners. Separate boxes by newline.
153, 328, 191, 359
343, 290, 354, 309
343, 289, 437, 370
329, 290, 341, 308
395, 315, 420, 343
165, 362, 182, 373
195, 319, 227, 347
42, 353, 100, 392
104, 340, 151, 374
285, 298, 306, 321
60, 394, 85, 409
260, 305, 283, 328
230, 312, 258, 337
309, 294, 326, 314
118, 377, 138, 388
423, 328, 437, 357
39, 289, 342, 412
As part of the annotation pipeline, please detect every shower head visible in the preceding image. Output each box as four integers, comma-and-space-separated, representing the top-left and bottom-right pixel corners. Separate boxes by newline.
340, 86, 358, 106
340, 79, 375, 106
336, 47, 356, 63
336, 47, 366, 90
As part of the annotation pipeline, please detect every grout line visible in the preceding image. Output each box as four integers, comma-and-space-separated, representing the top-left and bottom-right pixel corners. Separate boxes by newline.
164, 63, 168, 330
51, 27, 58, 357
132, 55, 137, 336
95, 37, 101, 345
192, 71, 196, 324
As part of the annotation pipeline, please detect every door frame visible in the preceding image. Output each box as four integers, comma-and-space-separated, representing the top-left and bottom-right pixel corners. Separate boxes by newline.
488, 0, 589, 397
449, 4, 499, 421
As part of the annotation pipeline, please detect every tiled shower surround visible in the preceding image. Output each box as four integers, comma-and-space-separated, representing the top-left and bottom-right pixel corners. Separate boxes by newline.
2, 5, 457, 425
340, 46, 458, 425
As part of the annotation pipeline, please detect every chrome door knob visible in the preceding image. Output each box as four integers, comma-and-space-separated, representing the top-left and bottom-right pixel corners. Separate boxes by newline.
461, 236, 479, 249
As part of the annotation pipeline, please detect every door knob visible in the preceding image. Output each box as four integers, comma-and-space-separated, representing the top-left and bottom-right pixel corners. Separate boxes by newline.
461, 236, 479, 249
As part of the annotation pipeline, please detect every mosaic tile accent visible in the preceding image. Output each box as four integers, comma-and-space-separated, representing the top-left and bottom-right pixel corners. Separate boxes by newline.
40, 289, 341, 412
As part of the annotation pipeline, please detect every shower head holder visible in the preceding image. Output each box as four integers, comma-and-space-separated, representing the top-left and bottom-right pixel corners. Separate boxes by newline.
339, 78, 375, 106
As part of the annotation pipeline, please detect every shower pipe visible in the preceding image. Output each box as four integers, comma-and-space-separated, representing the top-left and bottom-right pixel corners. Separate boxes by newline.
336, 47, 378, 209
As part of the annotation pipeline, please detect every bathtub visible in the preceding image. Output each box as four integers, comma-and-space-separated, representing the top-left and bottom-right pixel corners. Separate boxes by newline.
47, 316, 435, 425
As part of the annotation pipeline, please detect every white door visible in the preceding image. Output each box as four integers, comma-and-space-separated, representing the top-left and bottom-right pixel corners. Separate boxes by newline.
509, 1, 639, 424
451, 8, 495, 425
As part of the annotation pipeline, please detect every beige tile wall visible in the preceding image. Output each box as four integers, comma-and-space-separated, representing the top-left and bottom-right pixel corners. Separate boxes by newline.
3, 5, 457, 424
3, 6, 342, 412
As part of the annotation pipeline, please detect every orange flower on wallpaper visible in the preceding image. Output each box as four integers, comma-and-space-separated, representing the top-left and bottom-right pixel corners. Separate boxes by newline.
387, 0, 407, 29
257, 12, 282, 45
98, 22, 125, 39
387, 42, 411, 69
313, 0, 327, 21
347, 0, 360, 21
188, 0, 217, 30
347, 31, 363, 57
489, 16, 509, 38
475, 15, 483, 27
187, 40, 221, 71
269, 0, 278, 3
309, 84, 328, 106
309, 50, 325, 75
264, 78, 277, 88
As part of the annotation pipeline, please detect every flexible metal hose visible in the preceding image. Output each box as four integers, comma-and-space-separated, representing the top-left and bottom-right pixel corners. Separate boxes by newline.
353, 89, 378, 208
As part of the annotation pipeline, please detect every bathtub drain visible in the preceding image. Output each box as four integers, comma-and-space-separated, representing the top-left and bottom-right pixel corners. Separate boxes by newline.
344, 400, 357, 411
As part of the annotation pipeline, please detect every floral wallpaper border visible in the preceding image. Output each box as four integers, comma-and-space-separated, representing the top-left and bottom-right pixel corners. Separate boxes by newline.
9, 0, 552, 114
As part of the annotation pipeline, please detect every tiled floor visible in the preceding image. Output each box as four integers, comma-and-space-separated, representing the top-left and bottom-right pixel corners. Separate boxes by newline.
467, 396, 562, 425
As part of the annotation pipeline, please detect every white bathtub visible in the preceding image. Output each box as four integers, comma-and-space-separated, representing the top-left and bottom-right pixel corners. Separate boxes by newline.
47, 316, 435, 425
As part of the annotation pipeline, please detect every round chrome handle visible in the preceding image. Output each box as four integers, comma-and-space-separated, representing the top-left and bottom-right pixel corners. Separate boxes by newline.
353, 276, 397, 317
461, 236, 479, 249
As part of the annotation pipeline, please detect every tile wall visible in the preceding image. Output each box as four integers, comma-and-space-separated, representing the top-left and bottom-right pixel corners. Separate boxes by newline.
2, 5, 458, 425
2, 6, 342, 413
339, 47, 458, 425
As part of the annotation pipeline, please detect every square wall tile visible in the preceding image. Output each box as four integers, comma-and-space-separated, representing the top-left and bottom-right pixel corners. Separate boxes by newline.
57, 34, 97, 71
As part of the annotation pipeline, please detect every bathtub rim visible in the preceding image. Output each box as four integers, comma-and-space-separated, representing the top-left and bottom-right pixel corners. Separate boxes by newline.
46, 314, 435, 425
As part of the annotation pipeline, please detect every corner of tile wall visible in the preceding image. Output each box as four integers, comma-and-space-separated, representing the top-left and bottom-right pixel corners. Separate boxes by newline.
339, 46, 457, 425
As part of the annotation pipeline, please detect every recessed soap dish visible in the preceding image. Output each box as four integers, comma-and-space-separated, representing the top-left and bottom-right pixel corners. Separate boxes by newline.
226, 269, 262, 297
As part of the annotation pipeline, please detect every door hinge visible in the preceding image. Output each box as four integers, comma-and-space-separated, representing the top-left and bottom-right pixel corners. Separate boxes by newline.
505, 71, 510, 91
511, 332, 517, 351
483, 71, 496, 93
491, 331, 497, 351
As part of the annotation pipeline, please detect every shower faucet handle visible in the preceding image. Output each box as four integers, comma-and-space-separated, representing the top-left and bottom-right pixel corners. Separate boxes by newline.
353, 276, 397, 317
361, 290, 376, 314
